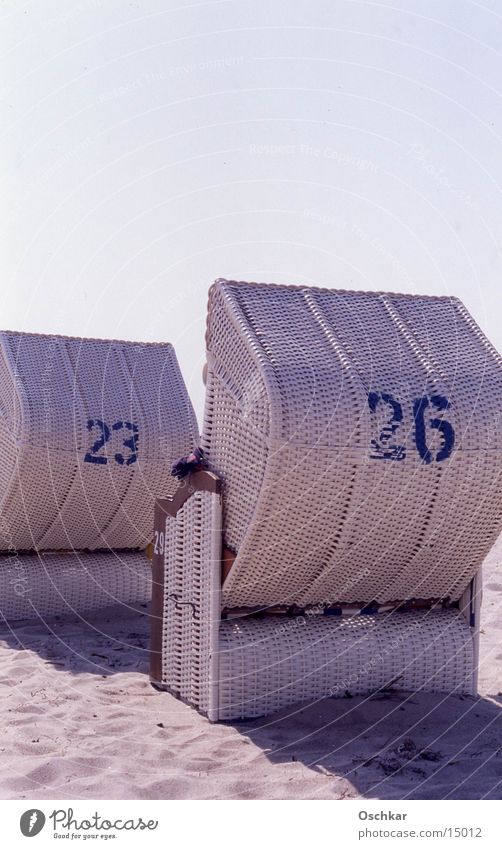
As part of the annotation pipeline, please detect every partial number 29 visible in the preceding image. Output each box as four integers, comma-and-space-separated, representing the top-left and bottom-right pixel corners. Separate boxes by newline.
153, 530, 164, 556
84, 419, 139, 466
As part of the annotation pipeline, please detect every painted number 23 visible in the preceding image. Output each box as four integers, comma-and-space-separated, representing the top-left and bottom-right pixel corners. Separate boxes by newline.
84, 419, 139, 466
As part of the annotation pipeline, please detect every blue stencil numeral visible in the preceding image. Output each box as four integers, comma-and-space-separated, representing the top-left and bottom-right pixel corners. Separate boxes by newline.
368, 392, 455, 464
84, 419, 110, 464
84, 419, 139, 466
368, 391, 406, 461
413, 394, 455, 464
112, 420, 139, 466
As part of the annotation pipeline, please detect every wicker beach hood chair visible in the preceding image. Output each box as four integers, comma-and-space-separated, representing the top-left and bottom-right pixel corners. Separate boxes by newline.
151, 279, 502, 720
0, 330, 198, 620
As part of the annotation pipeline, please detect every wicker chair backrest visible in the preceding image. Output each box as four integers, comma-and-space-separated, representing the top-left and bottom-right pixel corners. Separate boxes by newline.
0, 331, 198, 552
203, 279, 502, 608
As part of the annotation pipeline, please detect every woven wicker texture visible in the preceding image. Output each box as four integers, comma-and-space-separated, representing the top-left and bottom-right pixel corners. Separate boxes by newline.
155, 490, 479, 719
161, 489, 221, 715
0, 550, 151, 621
218, 609, 474, 719
0, 330, 198, 552
203, 280, 502, 608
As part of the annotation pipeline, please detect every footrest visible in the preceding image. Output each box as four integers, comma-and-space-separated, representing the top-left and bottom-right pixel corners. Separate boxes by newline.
218, 609, 474, 719
0, 551, 151, 621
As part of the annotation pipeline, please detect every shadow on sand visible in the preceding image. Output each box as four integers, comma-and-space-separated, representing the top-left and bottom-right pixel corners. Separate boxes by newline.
1, 610, 500, 799
0, 606, 151, 677
231, 688, 502, 799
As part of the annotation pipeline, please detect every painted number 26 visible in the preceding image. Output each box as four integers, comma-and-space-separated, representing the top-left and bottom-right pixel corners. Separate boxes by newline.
84, 419, 139, 466
368, 392, 455, 463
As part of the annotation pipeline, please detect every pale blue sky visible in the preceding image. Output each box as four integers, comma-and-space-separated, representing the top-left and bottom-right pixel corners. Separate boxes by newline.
2, 0, 501, 419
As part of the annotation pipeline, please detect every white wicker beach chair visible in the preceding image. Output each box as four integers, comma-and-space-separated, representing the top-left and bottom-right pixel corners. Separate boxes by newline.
0, 330, 198, 621
151, 280, 502, 720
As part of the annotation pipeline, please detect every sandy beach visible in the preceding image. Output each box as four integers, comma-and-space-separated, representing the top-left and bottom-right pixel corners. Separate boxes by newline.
0, 537, 500, 801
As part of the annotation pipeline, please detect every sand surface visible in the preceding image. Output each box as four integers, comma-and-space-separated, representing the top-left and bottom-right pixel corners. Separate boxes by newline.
1, 540, 501, 800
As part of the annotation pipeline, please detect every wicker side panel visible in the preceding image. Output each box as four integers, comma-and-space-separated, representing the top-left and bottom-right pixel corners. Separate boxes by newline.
459, 568, 483, 694
160, 491, 221, 715
218, 609, 474, 720
0, 332, 198, 551
201, 373, 267, 554
0, 550, 151, 621
202, 284, 270, 553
